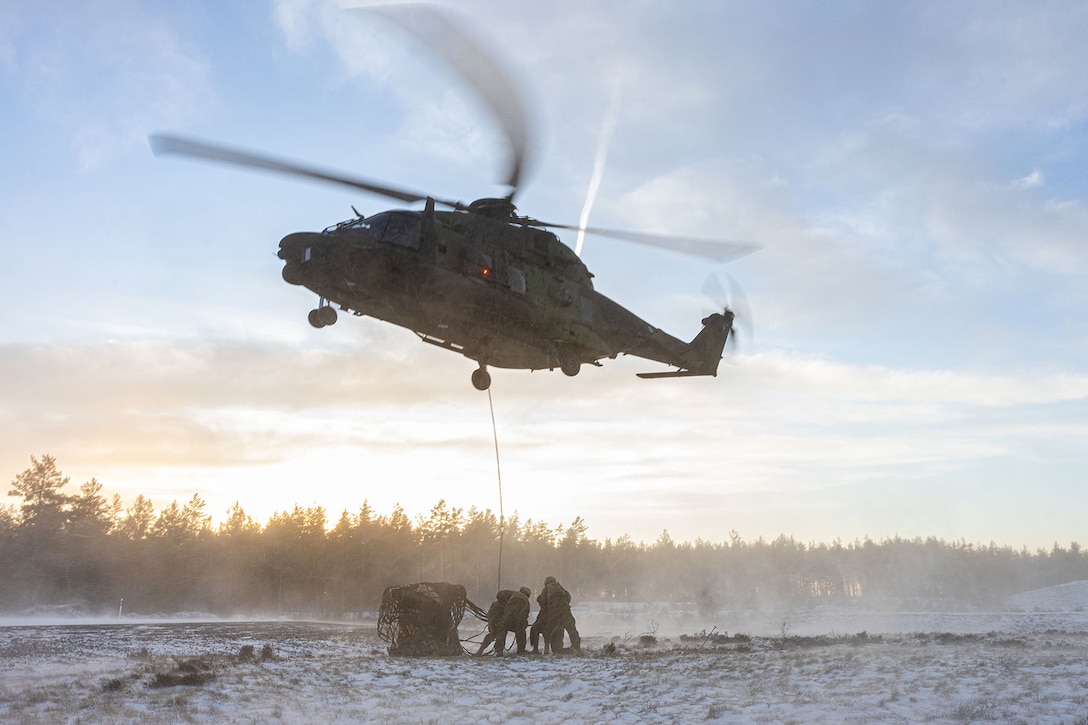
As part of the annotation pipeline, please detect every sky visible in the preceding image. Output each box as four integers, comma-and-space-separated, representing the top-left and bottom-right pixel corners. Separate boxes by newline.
2, 0, 1088, 549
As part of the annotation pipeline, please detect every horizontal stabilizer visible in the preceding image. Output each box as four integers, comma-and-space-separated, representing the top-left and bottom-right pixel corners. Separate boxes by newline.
636, 370, 712, 379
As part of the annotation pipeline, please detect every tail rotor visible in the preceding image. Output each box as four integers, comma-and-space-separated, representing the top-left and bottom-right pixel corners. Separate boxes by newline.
702, 273, 753, 358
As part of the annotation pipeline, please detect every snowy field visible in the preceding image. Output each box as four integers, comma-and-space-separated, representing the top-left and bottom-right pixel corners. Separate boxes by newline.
2, 594, 1088, 724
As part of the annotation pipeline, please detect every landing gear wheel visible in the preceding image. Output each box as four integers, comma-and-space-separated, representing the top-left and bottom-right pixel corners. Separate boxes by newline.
560, 351, 581, 377
471, 368, 492, 391
308, 306, 338, 328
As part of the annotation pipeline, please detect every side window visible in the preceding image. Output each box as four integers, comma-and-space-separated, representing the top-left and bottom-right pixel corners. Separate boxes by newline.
354, 212, 420, 250
509, 267, 527, 295
580, 295, 593, 323
382, 215, 420, 250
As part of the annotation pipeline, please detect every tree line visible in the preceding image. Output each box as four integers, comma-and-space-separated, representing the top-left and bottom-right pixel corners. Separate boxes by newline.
4, 455, 1086, 617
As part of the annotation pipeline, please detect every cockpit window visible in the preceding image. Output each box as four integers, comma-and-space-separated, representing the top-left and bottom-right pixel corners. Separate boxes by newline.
325, 211, 422, 250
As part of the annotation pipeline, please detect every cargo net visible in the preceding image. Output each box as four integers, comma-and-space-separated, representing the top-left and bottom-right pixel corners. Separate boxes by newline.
378, 582, 488, 656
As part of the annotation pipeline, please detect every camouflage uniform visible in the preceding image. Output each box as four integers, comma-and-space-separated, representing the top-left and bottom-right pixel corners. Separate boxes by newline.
529, 588, 549, 653
540, 576, 581, 653
475, 587, 531, 656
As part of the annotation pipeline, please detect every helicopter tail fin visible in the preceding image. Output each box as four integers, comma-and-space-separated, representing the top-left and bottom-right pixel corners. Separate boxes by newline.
636, 310, 733, 379
689, 310, 734, 375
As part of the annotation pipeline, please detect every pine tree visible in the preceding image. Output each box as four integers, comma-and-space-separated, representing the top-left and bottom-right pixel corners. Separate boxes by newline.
8, 454, 70, 534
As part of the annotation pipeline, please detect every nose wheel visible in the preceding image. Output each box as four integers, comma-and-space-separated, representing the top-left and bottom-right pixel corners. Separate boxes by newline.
471, 366, 491, 391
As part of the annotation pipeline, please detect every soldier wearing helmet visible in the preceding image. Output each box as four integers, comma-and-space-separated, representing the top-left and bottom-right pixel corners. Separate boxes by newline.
532, 575, 581, 653
475, 586, 532, 656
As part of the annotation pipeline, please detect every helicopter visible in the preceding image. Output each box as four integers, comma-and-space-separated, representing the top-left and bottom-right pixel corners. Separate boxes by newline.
149, 6, 756, 391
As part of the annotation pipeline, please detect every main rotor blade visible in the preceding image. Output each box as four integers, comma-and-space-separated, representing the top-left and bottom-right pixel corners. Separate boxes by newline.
539, 219, 761, 263
359, 4, 531, 197
148, 134, 466, 210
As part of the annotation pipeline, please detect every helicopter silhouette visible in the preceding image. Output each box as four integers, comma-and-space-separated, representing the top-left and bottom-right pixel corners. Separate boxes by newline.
150, 5, 756, 391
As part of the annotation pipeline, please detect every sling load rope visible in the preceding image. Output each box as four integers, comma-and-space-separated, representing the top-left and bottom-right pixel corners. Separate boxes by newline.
487, 387, 504, 594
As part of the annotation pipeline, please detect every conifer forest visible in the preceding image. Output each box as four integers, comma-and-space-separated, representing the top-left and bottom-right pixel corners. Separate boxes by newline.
4, 455, 1086, 617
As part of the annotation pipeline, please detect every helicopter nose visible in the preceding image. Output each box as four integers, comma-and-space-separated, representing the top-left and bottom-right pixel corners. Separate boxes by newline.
278, 232, 323, 286
277, 231, 321, 261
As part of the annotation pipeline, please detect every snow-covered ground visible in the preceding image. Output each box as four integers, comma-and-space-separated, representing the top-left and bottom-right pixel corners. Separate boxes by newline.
2, 585, 1088, 724
1008, 580, 1088, 613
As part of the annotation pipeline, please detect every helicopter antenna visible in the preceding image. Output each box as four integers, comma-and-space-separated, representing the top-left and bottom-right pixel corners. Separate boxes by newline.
487, 387, 505, 592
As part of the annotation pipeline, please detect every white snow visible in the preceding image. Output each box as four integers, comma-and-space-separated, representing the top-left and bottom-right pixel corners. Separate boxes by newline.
2, 586, 1088, 723
1007, 580, 1088, 613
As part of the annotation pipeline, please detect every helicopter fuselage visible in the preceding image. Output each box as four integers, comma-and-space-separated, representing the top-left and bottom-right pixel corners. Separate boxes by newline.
277, 201, 731, 388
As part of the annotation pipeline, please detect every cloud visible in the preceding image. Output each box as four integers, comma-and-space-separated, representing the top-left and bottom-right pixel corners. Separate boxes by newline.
1013, 170, 1045, 189
272, 0, 321, 52
270, 1, 521, 185
919, 4, 1088, 131
5, 339, 1086, 472
2, 0, 213, 168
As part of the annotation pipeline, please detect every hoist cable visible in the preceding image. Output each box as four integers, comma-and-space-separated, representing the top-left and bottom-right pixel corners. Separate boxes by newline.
488, 386, 504, 593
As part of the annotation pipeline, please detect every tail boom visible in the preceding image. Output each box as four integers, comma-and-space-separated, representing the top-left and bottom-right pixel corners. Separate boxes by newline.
635, 310, 734, 379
